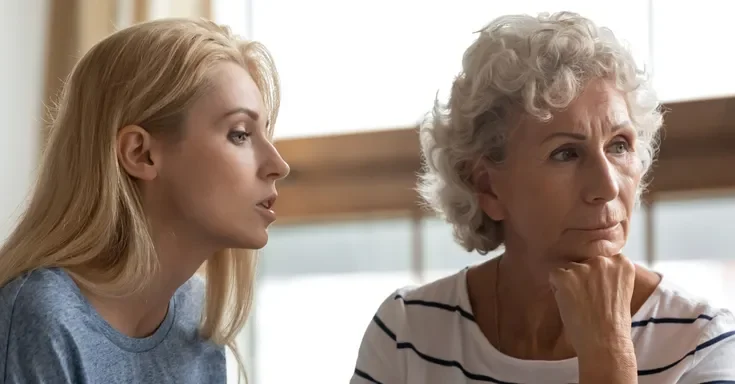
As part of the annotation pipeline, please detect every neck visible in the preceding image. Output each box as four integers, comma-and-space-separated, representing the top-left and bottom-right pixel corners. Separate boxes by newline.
494, 252, 573, 359
480, 250, 661, 361
79, 226, 214, 338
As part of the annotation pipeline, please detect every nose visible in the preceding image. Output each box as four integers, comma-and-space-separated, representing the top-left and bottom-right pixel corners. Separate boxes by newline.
259, 141, 290, 181
583, 152, 619, 205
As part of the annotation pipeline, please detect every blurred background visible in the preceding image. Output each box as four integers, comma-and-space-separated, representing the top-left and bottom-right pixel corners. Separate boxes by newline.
2, 1, 735, 383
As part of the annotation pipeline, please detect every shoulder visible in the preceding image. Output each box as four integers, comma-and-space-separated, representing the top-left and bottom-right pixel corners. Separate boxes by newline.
367, 269, 471, 342
633, 277, 735, 380
352, 270, 469, 383
0, 268, 89, 381
636, 276, 732, 337
681, 307, 735, 381
0, 268, 87, 330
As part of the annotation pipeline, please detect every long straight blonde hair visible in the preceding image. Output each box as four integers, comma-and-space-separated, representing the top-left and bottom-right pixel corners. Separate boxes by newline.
0, 18, 279, 381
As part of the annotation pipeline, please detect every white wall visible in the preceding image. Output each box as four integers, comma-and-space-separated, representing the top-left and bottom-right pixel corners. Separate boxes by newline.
0, 1, 48, 241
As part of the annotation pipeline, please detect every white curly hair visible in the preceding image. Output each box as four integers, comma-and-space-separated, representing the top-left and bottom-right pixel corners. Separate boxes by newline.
418, 12, 663, 255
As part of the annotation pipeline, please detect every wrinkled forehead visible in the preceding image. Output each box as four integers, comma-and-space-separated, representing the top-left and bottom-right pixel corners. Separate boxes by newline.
514, 80, 631, 141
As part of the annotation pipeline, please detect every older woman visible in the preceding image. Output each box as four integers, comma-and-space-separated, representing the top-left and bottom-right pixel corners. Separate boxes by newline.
351, 12, 735, 384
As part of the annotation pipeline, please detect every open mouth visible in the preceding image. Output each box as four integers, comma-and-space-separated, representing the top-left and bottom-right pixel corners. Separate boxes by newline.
258, 196, 277, 210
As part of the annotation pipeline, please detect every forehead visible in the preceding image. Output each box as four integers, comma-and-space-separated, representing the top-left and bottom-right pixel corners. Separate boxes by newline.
519, 79, 630, 137
557, 80, 629, 126
192, 61, 265, 119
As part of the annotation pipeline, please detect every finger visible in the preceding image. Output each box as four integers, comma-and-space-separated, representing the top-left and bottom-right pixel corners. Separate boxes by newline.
608, 253, 635, 272
548, 267, 571, 289
620, 255, 636, 273
562, 261, 590, 273
587, 255, 608, 266
607, 253, 634, 268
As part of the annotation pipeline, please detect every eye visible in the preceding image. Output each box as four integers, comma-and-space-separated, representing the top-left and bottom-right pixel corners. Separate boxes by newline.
608, 140, 631, 155
228, 130, 251, 145
550, 147, 579, 162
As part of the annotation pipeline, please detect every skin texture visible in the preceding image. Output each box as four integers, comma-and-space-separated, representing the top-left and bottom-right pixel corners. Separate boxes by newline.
88, 62, 289, 338
481, 78, 640, 265
550, 254, 639, 383
467, 79, 660, 383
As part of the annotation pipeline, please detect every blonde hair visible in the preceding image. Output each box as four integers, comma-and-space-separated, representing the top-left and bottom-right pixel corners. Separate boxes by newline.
419, 12, 662, 254
0, 18, 279, 382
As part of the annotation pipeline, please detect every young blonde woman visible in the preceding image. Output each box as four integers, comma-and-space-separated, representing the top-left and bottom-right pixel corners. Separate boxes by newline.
0, 18, 288, 383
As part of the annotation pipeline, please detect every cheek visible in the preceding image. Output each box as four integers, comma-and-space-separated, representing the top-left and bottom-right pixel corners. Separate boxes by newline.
191, 150, 257, 199
615, 156, 643, 197
162, 150, 260, 238
509, 166, 572, 205
158, 153, 218, 216
502, 169, 570, 236
162, 144, 254, 208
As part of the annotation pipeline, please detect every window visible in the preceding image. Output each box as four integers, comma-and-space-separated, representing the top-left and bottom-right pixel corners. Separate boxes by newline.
422, 217, 498, 283
249, 0, 650, 139
252, 218, 417, 384
651, 0, 735, 102
652, 195, 735, 310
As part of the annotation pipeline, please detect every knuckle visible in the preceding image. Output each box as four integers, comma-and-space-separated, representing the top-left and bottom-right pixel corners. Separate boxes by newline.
623, 257, 636, 271
588, 256, 606, 268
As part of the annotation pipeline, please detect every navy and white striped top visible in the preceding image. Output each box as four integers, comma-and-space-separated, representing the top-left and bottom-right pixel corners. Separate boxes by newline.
351, 268, 735, 384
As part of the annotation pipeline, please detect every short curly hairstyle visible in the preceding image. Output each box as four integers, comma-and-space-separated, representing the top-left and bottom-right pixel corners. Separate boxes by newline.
418, 12, 663, 255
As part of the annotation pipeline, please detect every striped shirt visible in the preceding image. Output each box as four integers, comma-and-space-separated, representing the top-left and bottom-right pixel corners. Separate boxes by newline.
351, 268, 735, 384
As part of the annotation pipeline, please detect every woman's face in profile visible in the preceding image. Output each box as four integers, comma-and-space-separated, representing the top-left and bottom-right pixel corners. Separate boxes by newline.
146, 62, 290, 251
481, 79, 643, 264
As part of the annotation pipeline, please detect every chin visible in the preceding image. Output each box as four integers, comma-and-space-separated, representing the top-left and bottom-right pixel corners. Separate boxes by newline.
596, 239, 625, 256
227, 229, 269, 250
571, 240, 625, 260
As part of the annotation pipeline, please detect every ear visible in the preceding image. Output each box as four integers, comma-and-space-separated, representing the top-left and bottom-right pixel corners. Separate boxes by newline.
116, 125, 159, 181
471, 159, 506, 221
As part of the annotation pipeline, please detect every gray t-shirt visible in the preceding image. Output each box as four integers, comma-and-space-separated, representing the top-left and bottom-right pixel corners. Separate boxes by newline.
0, 268, 226, 384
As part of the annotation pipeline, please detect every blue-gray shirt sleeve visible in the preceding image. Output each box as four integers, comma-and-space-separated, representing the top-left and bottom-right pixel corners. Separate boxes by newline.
1, 273, 83, 384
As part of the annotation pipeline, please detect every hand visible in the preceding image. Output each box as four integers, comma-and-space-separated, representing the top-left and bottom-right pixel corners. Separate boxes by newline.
548, 254, 636, 359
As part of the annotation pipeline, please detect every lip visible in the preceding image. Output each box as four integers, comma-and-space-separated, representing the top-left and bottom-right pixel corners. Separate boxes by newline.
572, 222, 621, 237
580, 223, 620, 231
256, 193, 278, 223
256, 204, 277, 223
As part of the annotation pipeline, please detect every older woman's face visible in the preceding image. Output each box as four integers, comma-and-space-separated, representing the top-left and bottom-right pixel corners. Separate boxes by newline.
481, 79, 642, 263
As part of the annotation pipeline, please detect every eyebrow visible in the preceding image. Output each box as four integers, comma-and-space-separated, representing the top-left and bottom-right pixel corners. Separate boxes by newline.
541, 120, 633, 144
220, 107, 260, 122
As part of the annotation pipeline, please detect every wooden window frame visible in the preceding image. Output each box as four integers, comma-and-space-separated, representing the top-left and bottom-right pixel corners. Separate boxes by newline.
274, 97, 735, 222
